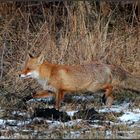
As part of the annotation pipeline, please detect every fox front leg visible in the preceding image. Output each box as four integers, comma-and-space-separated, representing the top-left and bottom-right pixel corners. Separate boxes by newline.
33, 90, 55, 98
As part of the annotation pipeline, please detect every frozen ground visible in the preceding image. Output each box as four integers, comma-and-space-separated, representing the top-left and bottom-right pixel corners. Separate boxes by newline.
0, 96, 140, 139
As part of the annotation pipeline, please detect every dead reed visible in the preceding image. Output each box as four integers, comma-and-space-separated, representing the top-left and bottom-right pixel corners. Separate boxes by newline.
0, 1, 139, 108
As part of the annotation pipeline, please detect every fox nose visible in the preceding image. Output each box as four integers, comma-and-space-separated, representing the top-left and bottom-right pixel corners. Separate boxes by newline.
18, 72, 24, 77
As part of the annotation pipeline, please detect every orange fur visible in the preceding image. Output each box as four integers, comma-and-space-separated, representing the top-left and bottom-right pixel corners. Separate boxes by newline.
20, 54, 137, 109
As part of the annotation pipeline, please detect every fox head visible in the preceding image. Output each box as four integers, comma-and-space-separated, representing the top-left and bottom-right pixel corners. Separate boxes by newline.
19, 53, 44, 79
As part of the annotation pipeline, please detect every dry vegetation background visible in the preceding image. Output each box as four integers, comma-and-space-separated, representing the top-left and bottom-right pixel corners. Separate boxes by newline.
0, 1, 139, 109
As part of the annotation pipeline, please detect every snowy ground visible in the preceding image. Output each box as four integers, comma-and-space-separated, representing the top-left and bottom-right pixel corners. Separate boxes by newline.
0, 96, 140, 139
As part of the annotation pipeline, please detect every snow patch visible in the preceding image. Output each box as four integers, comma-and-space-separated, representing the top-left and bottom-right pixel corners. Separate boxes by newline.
98, 102, 130, 113
0, 119, 31, 126
119, 110, 140, 122
67, 110, 78, 116
73, 95, 94, 101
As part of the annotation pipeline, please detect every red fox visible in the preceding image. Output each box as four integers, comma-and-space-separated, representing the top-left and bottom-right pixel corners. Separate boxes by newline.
19, 53, 140, 109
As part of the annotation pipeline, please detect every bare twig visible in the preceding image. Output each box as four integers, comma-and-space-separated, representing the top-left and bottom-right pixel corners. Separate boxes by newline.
0, 41, 6, 81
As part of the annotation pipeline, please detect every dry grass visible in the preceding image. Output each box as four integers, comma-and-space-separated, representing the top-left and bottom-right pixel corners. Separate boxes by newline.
0, 1, 139, 109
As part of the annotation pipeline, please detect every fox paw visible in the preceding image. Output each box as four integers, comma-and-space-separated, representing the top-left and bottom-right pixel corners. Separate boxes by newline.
102, 94, 113, 107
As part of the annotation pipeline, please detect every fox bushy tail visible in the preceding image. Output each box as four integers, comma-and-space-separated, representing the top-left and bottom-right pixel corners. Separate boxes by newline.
122, 74, 140, 92
111, 65, 140, 92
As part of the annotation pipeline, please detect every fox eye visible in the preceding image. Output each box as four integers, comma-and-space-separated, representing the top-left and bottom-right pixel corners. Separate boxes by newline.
26, 68, 30, 71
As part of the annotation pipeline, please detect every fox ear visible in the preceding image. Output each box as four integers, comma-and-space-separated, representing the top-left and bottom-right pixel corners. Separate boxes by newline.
37, 54, 44, 64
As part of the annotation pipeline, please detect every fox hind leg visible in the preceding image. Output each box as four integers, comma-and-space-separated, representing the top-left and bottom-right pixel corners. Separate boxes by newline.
102, 84, 114, 107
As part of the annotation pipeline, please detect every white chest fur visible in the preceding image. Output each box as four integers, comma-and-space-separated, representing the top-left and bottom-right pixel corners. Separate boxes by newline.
37, 79, 48, 90
37, 79, 57, 92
